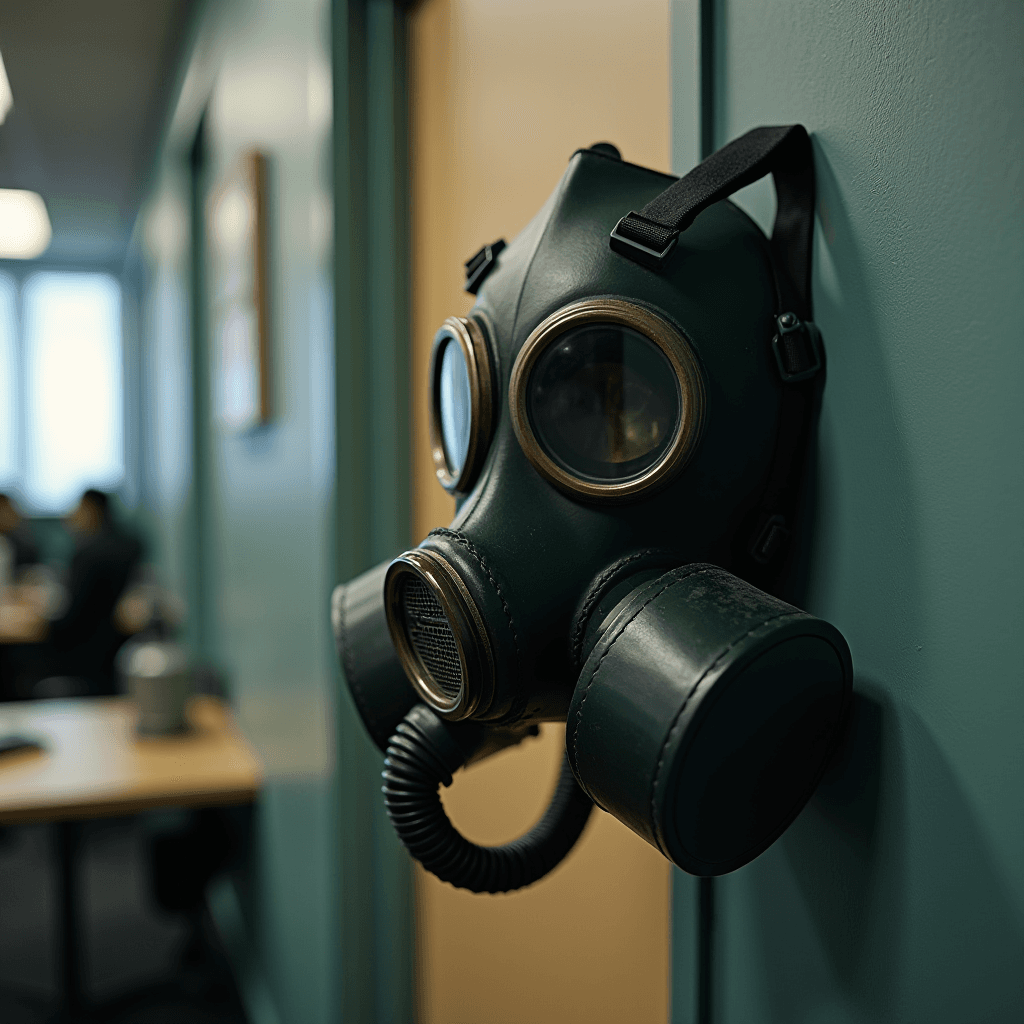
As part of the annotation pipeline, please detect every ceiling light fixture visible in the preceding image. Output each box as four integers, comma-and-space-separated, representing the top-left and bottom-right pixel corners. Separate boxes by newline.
0, 190, 52, 259
0, 51, 12, 124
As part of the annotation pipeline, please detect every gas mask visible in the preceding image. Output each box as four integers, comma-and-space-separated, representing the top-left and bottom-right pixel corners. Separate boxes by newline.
333, 125, 853, 892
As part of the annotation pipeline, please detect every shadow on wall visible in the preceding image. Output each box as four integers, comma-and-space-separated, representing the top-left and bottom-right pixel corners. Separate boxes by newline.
785, 689, 892, 1000
734, 146, 1024, 1024
755, 687, 1024, 1023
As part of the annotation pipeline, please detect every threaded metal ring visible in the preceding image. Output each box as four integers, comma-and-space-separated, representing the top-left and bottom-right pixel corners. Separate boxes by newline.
384, 549, 494, 720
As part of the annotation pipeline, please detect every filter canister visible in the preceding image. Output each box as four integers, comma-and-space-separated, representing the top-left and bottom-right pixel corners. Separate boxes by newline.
567, 563, 852, 876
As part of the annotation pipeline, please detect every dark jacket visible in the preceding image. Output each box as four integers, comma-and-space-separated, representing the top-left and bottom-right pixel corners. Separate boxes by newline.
48, 525, 143, 695
2, 523, 39, 569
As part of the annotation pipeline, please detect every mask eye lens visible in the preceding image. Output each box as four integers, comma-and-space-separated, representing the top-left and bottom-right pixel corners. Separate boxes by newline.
510, 300, 704, 501
527, 325, 678, 482
429, 316, 495, 494
439, 339, 472, 477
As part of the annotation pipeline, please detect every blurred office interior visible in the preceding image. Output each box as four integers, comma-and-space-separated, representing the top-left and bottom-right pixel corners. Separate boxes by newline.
0, 1, 675, 1022
1, 3, 1021, 1024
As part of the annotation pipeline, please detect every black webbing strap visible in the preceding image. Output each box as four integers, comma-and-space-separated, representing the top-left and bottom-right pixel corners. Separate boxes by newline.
610, 124, 815, 321
610, 124, 822, 587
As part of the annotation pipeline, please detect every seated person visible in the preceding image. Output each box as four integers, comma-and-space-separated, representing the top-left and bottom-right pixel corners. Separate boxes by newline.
46, 490, 144, 696
0, 495, 42, 699
0, 493, 39, 574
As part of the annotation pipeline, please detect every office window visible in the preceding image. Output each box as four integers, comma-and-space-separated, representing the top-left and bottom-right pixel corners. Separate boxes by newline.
21, 273, 124, 513
0, 274, 16, 488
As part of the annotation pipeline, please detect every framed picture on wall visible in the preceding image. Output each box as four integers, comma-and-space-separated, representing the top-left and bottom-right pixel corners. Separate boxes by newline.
208, 150, 271, 432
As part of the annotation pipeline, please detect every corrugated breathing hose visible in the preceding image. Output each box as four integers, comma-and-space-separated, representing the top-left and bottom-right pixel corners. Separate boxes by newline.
382, 704, 594, 893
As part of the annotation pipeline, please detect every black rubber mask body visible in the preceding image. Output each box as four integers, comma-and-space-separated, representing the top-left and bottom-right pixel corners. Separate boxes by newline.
332, 128, 853, 892
430, 151, 781, 724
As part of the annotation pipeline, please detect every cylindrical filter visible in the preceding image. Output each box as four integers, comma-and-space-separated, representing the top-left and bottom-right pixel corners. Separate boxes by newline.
567, 563, 852, 876
332, 559, 419, 752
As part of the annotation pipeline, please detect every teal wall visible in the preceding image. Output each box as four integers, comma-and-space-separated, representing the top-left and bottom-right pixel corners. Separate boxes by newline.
332, 1, 415, 1020
671, 2, 1024, 1021
134, 1, 412, 1021
139, 3, 338, 1021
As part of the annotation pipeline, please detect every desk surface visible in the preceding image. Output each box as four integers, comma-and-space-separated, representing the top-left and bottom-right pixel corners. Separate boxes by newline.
0, 696, 263, 824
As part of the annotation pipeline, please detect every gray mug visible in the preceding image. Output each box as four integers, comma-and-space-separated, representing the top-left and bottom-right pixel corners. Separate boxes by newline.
119, 639, 192, 735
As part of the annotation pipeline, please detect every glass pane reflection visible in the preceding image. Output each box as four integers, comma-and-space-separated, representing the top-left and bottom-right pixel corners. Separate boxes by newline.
439, 339, 472, 477
527, 324, 679, 483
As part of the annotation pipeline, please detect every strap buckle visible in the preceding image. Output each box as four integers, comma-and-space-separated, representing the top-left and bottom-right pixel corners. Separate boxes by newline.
609, 213, 679, 271
772, 313, 822, 382
751, 515, 790, 565
465, 239, 506, 295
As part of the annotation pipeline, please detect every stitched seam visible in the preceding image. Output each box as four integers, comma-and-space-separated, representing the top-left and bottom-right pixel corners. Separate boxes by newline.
491, 692, 529, 726
569, 564, 712, 780
648, 608, 805, 856
570, 549, 662, 669
429, 528, 522, 674
509, 169, 572, 346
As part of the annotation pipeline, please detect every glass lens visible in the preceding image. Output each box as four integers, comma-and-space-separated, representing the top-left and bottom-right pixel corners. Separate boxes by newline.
439, 338, 472, 477
526, 323, 680, 482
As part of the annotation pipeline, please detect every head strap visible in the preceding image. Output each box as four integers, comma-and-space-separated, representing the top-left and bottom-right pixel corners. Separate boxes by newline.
610, 125, 816, 320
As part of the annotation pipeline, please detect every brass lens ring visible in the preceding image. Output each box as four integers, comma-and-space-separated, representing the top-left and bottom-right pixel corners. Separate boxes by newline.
429, 315, 495, 495
509, 299, 705, 502
384, 549, 494, 721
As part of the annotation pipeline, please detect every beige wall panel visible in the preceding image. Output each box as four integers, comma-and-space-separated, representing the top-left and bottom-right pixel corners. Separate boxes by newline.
417, 725, 672, 1024
410, 0, 671, 545
409, 2, 672, 1021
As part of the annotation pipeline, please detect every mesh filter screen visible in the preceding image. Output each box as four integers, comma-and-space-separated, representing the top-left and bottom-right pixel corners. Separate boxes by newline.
401, 576, 463, 701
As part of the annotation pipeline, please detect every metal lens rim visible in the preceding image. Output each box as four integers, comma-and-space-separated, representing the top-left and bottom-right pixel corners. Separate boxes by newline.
383, 549, 493, 721
509, 299, 706, 502
428, 316, 494, 495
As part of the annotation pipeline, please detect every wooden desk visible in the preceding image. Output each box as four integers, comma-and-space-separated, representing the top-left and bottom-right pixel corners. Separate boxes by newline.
0, 593, 48, 644
0, 695, 262, 1021
0, 695, 262, 824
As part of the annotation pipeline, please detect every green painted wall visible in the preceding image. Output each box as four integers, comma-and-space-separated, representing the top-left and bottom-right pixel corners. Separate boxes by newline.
139, 4, 339, 1021
332, 1, 415, 1021
671, 2, 1024, 1020
134, 1, 413, 1021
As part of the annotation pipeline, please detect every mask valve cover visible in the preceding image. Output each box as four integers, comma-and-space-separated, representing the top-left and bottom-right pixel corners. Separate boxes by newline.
385, 549, 495, 721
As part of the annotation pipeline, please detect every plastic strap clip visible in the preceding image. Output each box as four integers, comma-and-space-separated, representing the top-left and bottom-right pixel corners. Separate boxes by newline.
465, 239, 506, 295
772, 313, 822, 382
609, 212, 679, 271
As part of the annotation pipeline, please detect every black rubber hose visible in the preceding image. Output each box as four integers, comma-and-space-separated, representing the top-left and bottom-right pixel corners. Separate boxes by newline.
382, 704, 594, 893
